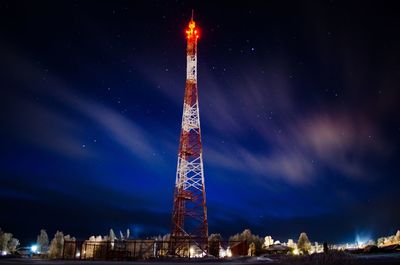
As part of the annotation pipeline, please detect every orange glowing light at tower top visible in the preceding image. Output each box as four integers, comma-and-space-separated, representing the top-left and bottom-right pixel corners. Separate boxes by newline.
186, 10, 199, 40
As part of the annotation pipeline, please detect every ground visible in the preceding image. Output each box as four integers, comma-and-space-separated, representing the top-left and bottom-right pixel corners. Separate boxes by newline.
1, 254, 400, 265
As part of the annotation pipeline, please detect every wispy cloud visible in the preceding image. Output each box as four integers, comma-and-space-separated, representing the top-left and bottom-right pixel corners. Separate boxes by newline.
204, 110, 388, 185
66, 95, 159, 162
178, 65, 389, 185
2, 47, 169, 165
9, 99, 92, 158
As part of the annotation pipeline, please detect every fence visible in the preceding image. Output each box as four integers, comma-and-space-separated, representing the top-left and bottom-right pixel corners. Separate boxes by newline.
62, 239, 248, 260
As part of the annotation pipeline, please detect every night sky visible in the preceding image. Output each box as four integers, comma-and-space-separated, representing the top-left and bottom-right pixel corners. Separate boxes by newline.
1, 1, 399, 245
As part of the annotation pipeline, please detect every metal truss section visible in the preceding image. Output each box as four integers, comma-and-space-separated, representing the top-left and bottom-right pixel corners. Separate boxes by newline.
182, 102, 200, 132
186, 55, 197, 80
176, 157, 204, 191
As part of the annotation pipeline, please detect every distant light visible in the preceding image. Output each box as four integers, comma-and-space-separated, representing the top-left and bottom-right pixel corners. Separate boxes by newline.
226, 247, 232, 258
219, 247, 226, 258
1, 251, 7, 256
292, 248, 300, 255
355, 233, 371, 248
76, 252, 80, 258
31, 245, 38, 253
189, 247, 195, 256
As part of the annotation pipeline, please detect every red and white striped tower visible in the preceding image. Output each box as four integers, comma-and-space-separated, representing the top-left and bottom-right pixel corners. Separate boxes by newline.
171, 11, 208, 254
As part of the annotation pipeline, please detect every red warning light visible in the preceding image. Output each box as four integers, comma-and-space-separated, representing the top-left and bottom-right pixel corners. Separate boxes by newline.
186, 19, 199, 40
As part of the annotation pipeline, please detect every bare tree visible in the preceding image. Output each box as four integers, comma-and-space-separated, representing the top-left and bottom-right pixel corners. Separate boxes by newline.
263, 236, 274, 248
109, 229, 116, 241
248, 242, 256, 256
0, 232, 12, 253
49, 231, 64, 259
208, 233, 222, 257
7, 238, 19, 253
229, 229, 264, 255
119, 229, 130, 240
37, 229, 49, 253
395, 230, 400, 243
297, 232, 311, 254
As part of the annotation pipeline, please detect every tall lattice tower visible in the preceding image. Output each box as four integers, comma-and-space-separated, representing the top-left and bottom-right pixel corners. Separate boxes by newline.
170, 11, 208, 254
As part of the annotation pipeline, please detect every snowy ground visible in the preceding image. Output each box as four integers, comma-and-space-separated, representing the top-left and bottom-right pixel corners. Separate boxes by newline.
1, 254, 400, 265
0, 257, 280, 265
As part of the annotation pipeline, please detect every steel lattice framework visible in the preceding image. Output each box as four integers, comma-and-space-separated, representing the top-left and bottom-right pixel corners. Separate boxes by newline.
170, 12, 208, 254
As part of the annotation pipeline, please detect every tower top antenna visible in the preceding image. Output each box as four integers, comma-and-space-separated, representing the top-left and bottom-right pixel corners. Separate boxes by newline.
186, 9, 199, 40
